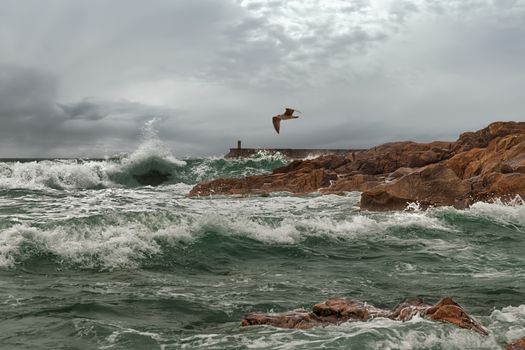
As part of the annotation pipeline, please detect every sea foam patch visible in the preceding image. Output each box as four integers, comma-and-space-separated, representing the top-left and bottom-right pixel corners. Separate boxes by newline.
467, 196, 525, 228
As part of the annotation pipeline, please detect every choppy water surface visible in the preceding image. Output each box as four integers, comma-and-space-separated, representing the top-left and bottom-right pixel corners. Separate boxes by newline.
0, 130, 524, 349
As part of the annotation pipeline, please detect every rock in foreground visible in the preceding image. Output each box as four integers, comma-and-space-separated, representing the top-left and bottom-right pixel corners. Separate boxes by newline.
189, 121, 525, 210
507, 337, 525, 350
242, 296, 488, 335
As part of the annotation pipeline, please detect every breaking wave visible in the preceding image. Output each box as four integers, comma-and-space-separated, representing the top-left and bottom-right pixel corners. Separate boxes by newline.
0, 120, 287, 190
2, 198, 523, 270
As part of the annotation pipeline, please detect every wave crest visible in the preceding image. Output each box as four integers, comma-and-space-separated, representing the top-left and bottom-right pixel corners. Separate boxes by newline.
0, 122, 287, 190
0, 207, 457, 270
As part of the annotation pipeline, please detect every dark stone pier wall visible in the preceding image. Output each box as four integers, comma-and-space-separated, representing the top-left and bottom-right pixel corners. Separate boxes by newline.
225, 148, 367, 159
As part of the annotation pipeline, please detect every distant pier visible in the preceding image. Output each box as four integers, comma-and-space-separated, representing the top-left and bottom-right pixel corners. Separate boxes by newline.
225, 140, 367, 159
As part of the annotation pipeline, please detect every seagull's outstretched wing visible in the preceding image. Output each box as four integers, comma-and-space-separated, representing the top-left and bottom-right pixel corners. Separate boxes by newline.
284, 107, 301, 116
284, 108, 294, 116
272, 116, 281, 134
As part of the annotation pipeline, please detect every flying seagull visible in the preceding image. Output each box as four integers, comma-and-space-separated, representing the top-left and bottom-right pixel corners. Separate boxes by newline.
272, 108, 301, 134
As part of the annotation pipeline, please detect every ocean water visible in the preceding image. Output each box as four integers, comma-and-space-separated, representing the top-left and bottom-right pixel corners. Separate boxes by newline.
1, 128, 524, 349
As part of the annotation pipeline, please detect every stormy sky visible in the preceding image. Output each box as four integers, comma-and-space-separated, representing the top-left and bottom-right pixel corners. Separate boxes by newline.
0, 0, 524, 157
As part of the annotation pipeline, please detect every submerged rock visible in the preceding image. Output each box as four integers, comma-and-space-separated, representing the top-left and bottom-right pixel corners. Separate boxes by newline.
242, 296, 488, 335
190, 121, 525, 211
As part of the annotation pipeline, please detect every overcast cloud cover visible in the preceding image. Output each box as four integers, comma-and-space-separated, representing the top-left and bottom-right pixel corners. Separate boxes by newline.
0, 0, 524, 157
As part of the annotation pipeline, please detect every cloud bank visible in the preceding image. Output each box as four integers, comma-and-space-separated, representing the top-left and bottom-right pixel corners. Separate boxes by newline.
0, 0, 523, 157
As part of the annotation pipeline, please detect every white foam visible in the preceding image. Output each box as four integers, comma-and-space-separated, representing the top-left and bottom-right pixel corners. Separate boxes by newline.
0, 205, 456, 268
2, 183, 519, 270
171, 313, 508, 350
0, 221, 193, 269
0, 119, 187, 190
466, 196, 525, 229
194, 214, 300, 244
67, 300, 525, 349
118, 118, 186, 169
0, 159, 113, 190
189, 150, 287, 183
72, 318, 165, 349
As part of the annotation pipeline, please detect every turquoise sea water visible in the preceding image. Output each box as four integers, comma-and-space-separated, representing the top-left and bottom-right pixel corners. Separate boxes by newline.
0, 131, 524, 349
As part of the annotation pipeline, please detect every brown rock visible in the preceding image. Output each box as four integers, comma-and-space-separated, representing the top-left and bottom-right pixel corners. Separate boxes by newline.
388, 167, 419, 180
189, 159, 339, 196
389, 297, 431, 321
312, 297, 390, 320
423, 297, 488, 336
452, 121, 525, 153
321, 174, 381, 193
446, 133, 525, 179
360, 164, 471, 211
362, 122, 525, 210
506, 337, 525, 350
241, 310, 321, 329
242, 296, 488, 335
190, 121, 525, 211
336, 141, 454, 175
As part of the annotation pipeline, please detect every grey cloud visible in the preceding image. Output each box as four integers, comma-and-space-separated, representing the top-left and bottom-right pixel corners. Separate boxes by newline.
390, 0, 420, 23
0, 66, 60, 120
0, 64, 256, 157
0, 65, 187, 157
59, 99, 175, 122
0, 0, 523, 158
199, 0, 406, 89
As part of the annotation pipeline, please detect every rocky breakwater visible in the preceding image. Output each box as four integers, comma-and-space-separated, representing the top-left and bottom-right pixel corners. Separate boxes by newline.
189, 121, 525, 210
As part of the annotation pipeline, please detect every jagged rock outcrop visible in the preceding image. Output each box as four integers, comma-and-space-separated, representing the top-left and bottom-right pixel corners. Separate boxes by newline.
360, 122, 525, 210
189, 121, 525, 211
242, 296, 488, 335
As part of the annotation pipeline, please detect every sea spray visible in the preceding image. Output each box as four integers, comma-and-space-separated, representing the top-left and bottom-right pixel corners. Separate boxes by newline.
124, 118, 187, 168
0, 159, 112, 190
1, 182, 524, 348
106, 118, 187, 186
2, 191, 523, 270
1, 124, 524, 349
0, 120, 288, 190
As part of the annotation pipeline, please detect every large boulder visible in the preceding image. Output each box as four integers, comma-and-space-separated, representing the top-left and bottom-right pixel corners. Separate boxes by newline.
360, 164, 471, 211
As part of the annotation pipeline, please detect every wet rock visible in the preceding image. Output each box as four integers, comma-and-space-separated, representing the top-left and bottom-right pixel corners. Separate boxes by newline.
241, 310, 321, 329
506, 337, 525, 350
189, 164, 335, 196
389, 297, 431, 321
321, 174, 381, 193
312, 297, 390, 321
360, 164, 471, 211
423, 297, 488, 336
242, 296, 488, 335
190, 121, 525, 210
